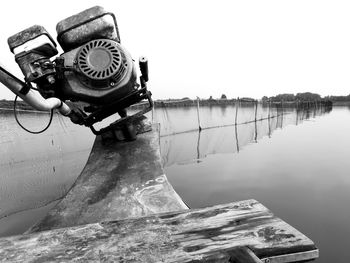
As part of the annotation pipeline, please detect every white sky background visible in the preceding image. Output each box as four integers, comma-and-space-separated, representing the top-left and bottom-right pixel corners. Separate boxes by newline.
0, 0, 349, 100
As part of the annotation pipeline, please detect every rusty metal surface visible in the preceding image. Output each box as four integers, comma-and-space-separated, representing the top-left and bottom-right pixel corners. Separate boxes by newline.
27, 121, 188, 233
8, 25, 57, 52
56, 6, 119, 51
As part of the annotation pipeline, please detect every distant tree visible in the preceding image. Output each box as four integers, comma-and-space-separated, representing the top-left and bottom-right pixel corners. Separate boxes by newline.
240, 97, 255, 102
327, 94, 350, 102
209, 95, 214, 100
261, 96, 269, 102
271, 93, 295, 102
221, 94, 227, 99
295, 92, 321, 101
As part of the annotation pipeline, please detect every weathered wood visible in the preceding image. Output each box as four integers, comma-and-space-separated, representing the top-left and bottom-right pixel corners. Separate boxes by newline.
0, 199, 318, 262
27, 120, 188, 233
261, 250, 319, 263
229, 247, 263, 263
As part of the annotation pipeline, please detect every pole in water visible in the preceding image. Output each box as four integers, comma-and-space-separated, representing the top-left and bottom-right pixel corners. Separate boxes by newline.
235, 97, 239, 125
268, 112, 271, 138
254, 118, 258, 143
281, 99, 284, 116
235, 122, 240, 152
196, 128, 201, 162
296, 106, 299, 126
196, 96, 202, 131
281, 106, 284, 128
254, 100, 258, 122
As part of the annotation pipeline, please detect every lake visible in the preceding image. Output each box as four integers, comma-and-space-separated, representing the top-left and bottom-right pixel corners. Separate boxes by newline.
0, 104, 348, 263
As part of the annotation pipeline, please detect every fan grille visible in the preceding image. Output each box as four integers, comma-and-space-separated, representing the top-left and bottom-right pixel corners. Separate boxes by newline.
77, 39, 126, 80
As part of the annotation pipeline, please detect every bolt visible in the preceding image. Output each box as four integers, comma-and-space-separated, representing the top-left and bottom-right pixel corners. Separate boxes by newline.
47, 75, 55, 84
110, 82, 115, 86
265, 258, 270, 263
73, 59, 77, 64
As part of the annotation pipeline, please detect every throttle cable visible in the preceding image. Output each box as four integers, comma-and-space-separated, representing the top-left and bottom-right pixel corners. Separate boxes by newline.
13, 95, 54, 134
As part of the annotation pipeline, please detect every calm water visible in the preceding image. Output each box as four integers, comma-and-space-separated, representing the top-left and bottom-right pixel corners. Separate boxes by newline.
0, 105, 348, 263
0, 111, 94, 236
162, 106, 349, 263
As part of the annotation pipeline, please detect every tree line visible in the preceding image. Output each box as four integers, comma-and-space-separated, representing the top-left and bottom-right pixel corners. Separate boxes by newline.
262, 92, 332, 102
323, 94, 350, 102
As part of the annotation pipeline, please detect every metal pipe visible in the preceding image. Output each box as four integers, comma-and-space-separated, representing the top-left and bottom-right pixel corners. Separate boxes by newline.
24, 90, 71, 115
0, 65, 71, 115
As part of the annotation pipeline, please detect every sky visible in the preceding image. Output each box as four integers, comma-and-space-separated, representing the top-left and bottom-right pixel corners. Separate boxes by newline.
0, 0, 350, 100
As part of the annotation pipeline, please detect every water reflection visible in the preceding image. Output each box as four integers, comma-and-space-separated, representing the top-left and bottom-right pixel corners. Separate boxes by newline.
161, 106, 332, 167
0, 111, 94, 236
163, 105, 345, 263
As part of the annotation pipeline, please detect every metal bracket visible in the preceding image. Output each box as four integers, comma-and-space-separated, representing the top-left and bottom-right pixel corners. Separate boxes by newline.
89, 89, 153, 136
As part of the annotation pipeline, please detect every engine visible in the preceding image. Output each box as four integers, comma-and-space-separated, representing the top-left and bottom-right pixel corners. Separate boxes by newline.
6, 6, 152, 136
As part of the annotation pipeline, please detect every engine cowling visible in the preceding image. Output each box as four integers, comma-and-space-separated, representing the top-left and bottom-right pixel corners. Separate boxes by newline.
58, 38, 137, 104
55, 6, 138, 105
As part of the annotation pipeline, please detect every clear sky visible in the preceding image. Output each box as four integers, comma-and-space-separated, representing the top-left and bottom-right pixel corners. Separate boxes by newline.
0, 0, 349, 100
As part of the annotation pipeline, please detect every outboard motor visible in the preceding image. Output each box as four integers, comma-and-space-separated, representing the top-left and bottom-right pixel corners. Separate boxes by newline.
1, 6, 152, 138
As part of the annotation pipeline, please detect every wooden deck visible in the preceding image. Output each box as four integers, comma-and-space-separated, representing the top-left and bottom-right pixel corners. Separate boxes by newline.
0, 199, 317, 262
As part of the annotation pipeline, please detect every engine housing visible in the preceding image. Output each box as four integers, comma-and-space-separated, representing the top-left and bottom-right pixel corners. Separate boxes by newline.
55, 6, 137, 105
58, 38, 137, 104
5, 5, 152, 135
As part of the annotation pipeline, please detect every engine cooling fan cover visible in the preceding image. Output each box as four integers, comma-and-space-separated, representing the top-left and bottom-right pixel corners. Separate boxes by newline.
77, 39, 127, 84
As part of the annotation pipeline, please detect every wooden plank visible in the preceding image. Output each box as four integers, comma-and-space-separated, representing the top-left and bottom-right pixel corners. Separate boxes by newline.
260, 249, 319, 263
0, 199, 317, 262
229, 247, 263, 263
27, 120, 188, 233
